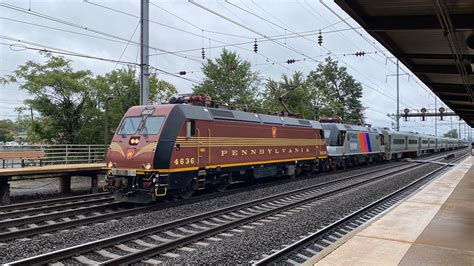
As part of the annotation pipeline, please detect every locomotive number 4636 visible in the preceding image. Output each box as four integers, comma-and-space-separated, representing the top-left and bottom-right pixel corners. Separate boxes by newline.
173, 157, 196, 166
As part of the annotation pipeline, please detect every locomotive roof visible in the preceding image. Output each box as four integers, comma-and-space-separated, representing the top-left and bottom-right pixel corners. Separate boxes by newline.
321, 123, 370, 132
171, 104, 323, 129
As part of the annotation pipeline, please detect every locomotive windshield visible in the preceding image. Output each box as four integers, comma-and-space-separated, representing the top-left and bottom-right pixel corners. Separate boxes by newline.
140, 116, 165, 135
117, 115, 166, 135
118, 116, 141, 135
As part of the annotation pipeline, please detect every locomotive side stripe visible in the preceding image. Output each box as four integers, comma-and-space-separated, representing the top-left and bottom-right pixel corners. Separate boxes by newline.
358, 132, 368, 153
154, 156, 328, 173
365, 133, 372, 152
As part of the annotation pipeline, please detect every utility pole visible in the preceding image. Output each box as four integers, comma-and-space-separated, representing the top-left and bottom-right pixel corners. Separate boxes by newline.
140, 0, 150, 105
396, 59, 399, 132
434, 97, 437, 136
104, 97, 113, 155
386, 59, 408, 131
458, 118, 461, 140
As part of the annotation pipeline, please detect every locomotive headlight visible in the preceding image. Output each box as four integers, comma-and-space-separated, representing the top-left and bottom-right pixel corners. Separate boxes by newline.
142, 163, 152, 170
107, 161, 114, 168
129, 137, 140, 145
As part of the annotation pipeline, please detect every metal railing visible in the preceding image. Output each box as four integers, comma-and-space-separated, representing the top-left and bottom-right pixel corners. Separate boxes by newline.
0, 144, 106, 168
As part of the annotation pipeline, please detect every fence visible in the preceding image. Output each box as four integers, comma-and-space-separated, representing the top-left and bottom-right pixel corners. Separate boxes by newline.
0, 144, 106, 168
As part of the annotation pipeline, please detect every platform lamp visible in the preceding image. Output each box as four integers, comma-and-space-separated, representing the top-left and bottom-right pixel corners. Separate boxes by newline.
104, 96, 114, 156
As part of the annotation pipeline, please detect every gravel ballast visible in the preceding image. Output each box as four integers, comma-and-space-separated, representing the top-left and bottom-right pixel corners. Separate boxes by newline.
0, 151, 465, 264
155, 163, 447, 264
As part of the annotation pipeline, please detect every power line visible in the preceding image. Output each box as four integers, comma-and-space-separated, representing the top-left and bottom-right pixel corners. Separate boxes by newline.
223, 0, 323, 64
113, 20, 141, 70
0, 2, 203, 63
84, 0, 291, 71
149, 0, 253, 39
1, 36, 201, 85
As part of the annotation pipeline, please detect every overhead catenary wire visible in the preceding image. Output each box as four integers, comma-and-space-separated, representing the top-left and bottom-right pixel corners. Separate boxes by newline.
1, 37, 201, 85
83, 0, 291, 72
0, 2, 203, 63
189, 0, 325, 65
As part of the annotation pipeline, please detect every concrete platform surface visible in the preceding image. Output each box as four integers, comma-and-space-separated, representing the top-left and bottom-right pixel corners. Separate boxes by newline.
0, 163, 106, 177
309, 156, 473, 266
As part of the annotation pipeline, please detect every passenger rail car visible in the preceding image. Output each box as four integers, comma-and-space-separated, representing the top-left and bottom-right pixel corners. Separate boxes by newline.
105, 104, 328, 203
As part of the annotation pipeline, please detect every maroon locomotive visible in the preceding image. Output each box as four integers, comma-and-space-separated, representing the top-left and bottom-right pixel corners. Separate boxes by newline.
105, 96, 328, 203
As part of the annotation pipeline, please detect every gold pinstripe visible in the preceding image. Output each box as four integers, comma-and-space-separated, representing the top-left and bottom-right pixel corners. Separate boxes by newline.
109, 142, 125, 157
133, 143, 157, 158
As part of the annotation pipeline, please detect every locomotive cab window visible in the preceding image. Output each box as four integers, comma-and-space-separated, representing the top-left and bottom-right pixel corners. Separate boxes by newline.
118, 116, 141, 135
186, 120, 196, 138
337, 131, 346, 146
140, 116, 165, 135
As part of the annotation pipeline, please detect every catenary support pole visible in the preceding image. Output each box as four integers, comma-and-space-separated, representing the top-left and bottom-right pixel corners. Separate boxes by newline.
396, 59, 399, 131
140, 0, 150, 105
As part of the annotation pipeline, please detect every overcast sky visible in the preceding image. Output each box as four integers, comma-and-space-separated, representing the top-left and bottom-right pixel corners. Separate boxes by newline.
0, 0, 470, 137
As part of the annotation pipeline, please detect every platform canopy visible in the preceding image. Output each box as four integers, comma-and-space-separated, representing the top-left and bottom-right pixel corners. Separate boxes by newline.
335, 0, 474, 127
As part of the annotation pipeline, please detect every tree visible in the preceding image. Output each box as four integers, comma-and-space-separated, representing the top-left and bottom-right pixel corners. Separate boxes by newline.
193, 49, 261, 109
262, 72, 315, 119
2, 53, 178, 144
92, 67, 177, 142
443, 129, 458, 138
0, 119, 16, 142
306, 57, 365, 124
2, 52, 96, 143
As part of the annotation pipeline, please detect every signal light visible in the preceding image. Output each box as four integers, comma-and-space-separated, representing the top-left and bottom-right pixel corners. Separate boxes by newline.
439, 107, 445, 121
403, 108, 409, 121
253, 39, 258, 53
421, 107, 427, 121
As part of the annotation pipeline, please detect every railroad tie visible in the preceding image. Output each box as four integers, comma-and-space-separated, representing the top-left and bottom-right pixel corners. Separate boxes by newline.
73, 255, 100, 264
132, 239, 157, 248
141, 258, 162, 265
175, 227, 197, 234
95, 249, 121, 259
115, 244, 142, 253
163, 230, 185, 238
148, 234, 172, 243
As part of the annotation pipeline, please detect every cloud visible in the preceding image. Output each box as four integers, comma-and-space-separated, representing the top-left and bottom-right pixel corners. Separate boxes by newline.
0, 0, 461, 136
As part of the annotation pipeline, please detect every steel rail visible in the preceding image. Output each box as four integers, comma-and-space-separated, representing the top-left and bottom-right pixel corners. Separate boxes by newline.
0, 202, 121, 229
0, 196, 115, 220
0, 160, 416, 243
252, 153, 469, 265
0, 192, 110, 213
9, 160, 436, 265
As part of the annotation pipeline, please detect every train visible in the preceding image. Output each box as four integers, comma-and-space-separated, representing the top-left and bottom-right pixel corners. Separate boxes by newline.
104, 96, 469, 203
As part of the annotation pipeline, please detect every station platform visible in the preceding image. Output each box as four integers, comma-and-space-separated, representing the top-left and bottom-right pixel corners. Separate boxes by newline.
0, 163, 106, 205
306, 155, 473, 266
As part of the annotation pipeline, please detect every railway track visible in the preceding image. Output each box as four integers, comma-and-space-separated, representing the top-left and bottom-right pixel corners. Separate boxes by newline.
7, 152, 456, 265
251, 152, 469, 265
0, 159, 414, 242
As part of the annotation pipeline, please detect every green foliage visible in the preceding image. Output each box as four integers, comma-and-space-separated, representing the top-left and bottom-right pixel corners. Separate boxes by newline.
92, 67, 177, 141
262, 72, 315, 118
0, 119, 16, 142
193, 49, 261, 109
262, 57, 365, 124
2, 52, 95, 143
306, 57, 364, 124
443, 129, 458, 138
2, 53, 177, 144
